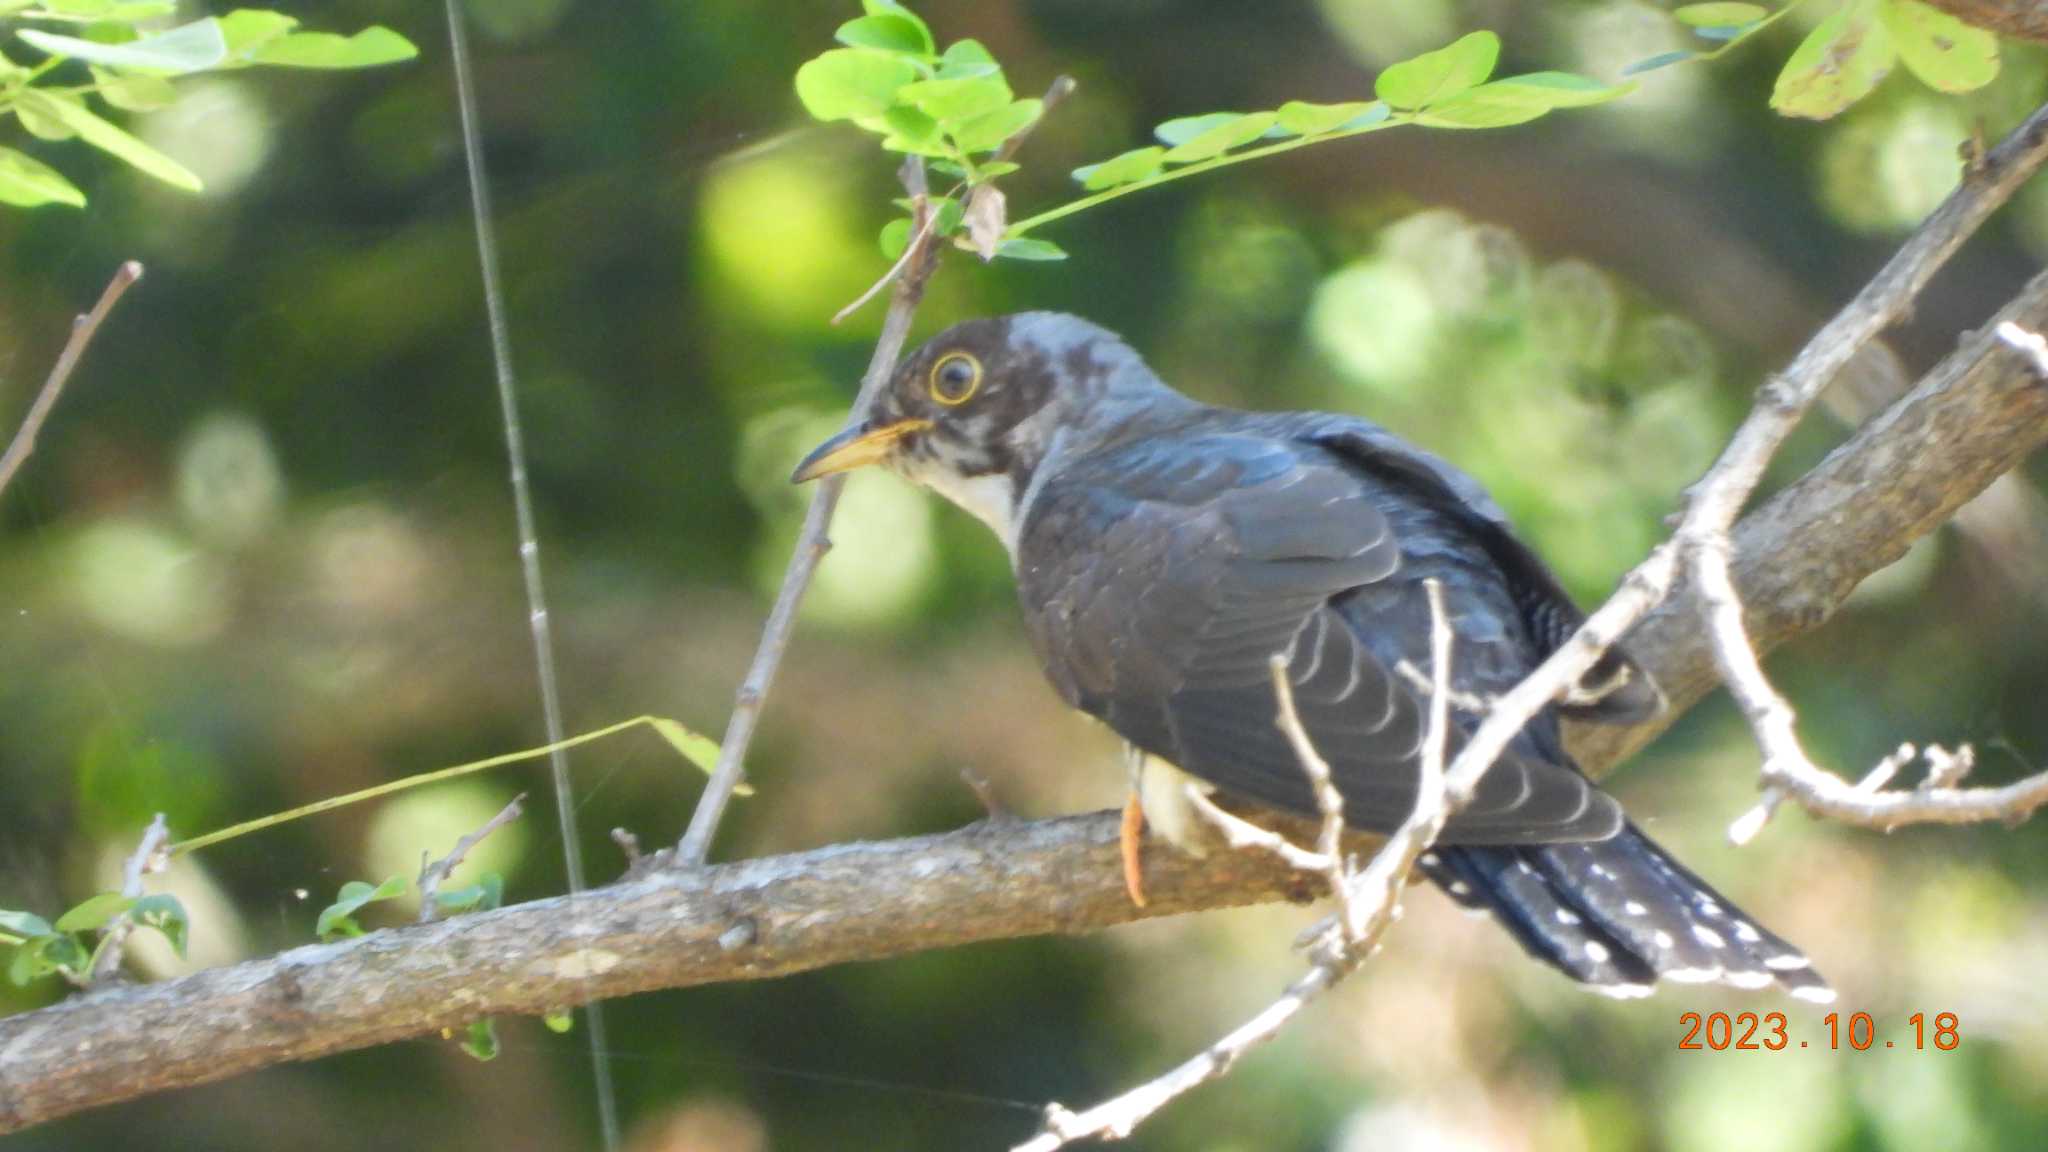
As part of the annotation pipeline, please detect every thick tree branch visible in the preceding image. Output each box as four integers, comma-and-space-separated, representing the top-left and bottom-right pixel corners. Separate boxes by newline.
1567, 268, 2048, 774
1920, 0, 2048, 41
0, 813, 1310, 1135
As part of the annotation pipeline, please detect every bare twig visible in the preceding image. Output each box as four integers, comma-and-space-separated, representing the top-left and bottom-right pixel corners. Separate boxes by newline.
610, 828, 643, 868
1013, 581, 1458, 1151
418, 794, 526, 924
1459, 100, 2048, 812
0, 261, 143, 502
1679, 102, 2048, 846
1268, 654, 1358, 940
676, 157, 942, 868
994, 76, 1076, 165
86, 814, 169, 985
679, 78, 1078, 867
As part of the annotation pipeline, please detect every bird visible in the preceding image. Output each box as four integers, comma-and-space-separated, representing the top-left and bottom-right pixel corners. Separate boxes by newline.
791, 311, 1833, 1003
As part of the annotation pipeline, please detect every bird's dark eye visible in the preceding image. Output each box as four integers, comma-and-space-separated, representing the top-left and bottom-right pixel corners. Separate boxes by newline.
928, 351, 983, 406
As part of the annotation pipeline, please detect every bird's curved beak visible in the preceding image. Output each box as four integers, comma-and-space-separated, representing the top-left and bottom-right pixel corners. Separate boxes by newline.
790, 418, 932, 483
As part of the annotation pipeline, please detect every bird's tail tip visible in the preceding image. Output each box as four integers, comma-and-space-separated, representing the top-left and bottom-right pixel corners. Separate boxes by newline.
1423, 826, 1832, 1003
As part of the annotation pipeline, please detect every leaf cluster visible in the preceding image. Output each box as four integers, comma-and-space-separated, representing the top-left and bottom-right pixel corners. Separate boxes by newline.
0, 891, 187, 986
0, 2, 417, 209
795, 0, 1055, 262
1629, 0, 2001, 120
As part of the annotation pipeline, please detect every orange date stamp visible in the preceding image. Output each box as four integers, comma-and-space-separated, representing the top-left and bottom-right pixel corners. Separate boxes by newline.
1679, 1011, 1962, 1051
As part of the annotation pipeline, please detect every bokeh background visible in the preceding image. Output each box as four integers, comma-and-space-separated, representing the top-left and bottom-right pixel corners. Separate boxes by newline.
4, 1, 2048, 1149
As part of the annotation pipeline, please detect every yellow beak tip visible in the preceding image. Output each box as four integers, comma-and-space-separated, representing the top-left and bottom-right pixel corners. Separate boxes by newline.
790, 419, 931, 484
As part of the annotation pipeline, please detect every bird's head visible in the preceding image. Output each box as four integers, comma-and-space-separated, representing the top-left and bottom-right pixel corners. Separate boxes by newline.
791, 312, 1183, 540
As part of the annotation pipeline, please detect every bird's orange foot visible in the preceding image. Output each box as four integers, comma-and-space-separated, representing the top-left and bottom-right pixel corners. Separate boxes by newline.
1120, 791, 1148, 908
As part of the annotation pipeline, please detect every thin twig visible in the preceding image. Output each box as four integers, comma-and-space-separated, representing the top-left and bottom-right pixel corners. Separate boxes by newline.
0, 261, 143, 502
609, 828, 643, 868
676, 157, 942, 868
1013, 581, 1458, 1151
441, 2, 618, 1140
418, 794, 525, 924
1452, 99, 2048, 815
86, 814, 168, 985
1682, 102, 2048, 846
1268, 654, 1359, 942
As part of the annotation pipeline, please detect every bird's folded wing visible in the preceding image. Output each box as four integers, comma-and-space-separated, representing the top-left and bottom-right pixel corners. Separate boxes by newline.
1018, 433, 1621, 842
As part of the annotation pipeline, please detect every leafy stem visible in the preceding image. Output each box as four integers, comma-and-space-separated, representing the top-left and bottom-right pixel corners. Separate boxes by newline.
1007, 113, 1413, 238
168, 715, 728, 856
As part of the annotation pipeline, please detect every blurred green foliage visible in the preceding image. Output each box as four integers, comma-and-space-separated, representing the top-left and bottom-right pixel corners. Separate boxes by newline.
0, 3, 416, 207
2, 2, 2046, 1150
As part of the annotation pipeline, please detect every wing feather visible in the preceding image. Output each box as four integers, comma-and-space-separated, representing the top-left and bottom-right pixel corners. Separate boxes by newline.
1017, 431, 1622, 843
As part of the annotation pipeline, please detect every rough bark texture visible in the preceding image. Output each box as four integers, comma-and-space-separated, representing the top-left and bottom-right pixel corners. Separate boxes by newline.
1922, 0, 2048, 41
0, 814, 1314, 1134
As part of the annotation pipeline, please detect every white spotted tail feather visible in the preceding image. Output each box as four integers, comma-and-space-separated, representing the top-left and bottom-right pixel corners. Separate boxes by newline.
1420, 823, 1834, 1003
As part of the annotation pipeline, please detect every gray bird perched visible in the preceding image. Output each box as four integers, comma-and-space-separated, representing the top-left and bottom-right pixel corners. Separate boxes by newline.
793, 311, 1832, 1003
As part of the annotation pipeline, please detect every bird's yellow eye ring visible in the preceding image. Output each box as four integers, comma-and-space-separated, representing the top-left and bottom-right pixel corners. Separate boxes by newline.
928, 351, 983, 406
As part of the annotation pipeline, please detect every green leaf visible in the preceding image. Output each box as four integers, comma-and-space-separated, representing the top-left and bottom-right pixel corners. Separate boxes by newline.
975, 160, 1021, 178
543, 1009, 575, 1034
935, 38, 996, 79
869, 102, 943, 154
649, 718, 720, 776
16, 88, 203, 189
17, 0, 174, 22
898, 72, 1012, 121
794, 48, 919, 121
1376, 30, 1499, 109
248, 26, 417, 69
434, 873, 504, 916
15, 89, 81, 140
835, 12, 932, 57
1071, 145, 1165, 190
315, 875, 407, 940
1153, 112, 1246, 147
950, 97, 1039, 153
879, 216, 912, 259
1623, 49, 1699, 75
460, 1018, 499, 1061
9, 933, 89, 985
1770, 2, 1895, 120
0, 909, 57, 938
17, 17, 226, 73
1418, 73, 1634, 129
92, 66, 178, 111
1674, 2, 1770, 26
995, 237, 1066, 261
1274, 100, 1383, 137
1881, 0, 1998, 93
1161, 112, 1279, 163
54, 892, 135, 933
0, 147, 85, 207
131, 893, 188, 956
216, 8, 297, 55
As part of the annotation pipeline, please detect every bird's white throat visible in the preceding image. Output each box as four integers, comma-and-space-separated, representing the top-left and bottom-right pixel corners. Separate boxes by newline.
901, 458, 1022, 552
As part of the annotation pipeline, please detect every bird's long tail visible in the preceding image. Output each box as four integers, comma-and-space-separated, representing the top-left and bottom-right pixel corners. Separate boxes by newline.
1422, 824, 1834, 1003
